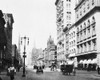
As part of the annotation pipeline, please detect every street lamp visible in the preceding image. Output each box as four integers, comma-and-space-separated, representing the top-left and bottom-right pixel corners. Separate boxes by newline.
55, 46, 57, 65
21, 36, 29, 77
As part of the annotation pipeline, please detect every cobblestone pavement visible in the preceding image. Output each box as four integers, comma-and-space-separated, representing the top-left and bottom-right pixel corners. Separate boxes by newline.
0, 68, 100, 80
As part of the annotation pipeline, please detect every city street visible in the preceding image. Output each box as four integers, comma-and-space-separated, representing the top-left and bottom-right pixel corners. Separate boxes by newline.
1, 67, 100, 80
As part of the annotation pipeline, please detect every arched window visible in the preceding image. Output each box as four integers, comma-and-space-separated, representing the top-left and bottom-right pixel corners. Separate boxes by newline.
71, 33, 73, 38
92, 16, 96, 35
87, 20, 90, 27
77, 27, 79, 32
73, 31, 75, 37
74, 40, 75, 46
92, 16, 95, 24
80, 25, 82, 31
74, 49, 76, 53
84, 22, 86, 29
71, 41, 73, 47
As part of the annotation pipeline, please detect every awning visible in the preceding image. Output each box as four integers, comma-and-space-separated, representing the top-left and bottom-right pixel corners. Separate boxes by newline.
68, 53, 75, 58
83, 60, 87, 64
76, 51, 97, 57
79, 60, 84, 63
91, 58, 97, 64
86, 59, 92, 64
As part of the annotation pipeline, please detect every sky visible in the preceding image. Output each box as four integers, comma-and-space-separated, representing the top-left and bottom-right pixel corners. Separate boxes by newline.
0, 0, 57, 51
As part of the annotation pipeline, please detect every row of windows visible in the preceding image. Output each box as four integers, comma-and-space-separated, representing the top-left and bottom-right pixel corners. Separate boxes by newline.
66, 14, 71, 20
77, 24, 96, 42
77, 16, 95, 31
57, 1, 63, 19
69, 48, 76, 54
69, 40, 75, 47
57, 43, 64, 50
69, 31, 75, 39
77, 17, 96, 42
57, 8, 63, 18
77, 39, 96, 54
57, 25, 63, 34
57, 0, 63, 9
57, 20, 64, 28
67, 11, 71, 14
76, 0, 95, 20
57, 32, 64, 40
66, 3, 71, 9
65, 43, 69, 49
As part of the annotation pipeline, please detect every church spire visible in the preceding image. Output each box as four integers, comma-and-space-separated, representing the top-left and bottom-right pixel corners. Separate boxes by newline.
18, 34, 21, 54
33, 39, 36, 48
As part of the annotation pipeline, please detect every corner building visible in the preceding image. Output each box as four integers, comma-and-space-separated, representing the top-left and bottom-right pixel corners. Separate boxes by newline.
75, 0, 100, 67
4, 13, 14, 66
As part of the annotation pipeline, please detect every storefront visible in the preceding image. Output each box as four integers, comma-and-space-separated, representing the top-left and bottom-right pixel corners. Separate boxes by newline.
76, 52, 97, 71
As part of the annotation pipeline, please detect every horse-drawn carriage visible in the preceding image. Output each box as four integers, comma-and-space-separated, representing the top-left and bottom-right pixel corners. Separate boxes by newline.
36, 66, 43, 74
61, 64, 76, 76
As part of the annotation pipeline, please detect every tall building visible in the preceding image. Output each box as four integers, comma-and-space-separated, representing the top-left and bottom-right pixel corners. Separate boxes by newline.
4, 13, 14, 66
75, 0, 100, 67
0, 10, 7, 70
55, 0, 65, 62
55, 0, 75, 63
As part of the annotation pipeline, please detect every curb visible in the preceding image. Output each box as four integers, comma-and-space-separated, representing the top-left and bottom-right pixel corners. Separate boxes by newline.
94, 74, 100, 77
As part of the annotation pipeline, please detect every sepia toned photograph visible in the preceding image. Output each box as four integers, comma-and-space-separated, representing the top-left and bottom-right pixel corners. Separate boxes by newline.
0, 0, 100, 80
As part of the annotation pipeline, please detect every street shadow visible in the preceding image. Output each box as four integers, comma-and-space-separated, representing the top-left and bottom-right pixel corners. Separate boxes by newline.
0, 77, 2, 80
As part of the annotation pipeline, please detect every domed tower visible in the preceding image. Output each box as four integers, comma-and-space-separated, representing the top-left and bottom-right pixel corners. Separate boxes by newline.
47, 35, 54, 47
46, 35, 56, 65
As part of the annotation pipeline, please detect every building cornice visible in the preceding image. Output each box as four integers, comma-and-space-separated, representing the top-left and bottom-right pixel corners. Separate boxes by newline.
75, 0, 86, 10
75, 7, 100, 26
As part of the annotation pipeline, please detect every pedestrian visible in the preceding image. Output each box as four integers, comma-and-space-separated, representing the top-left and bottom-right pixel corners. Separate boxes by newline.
17, 65, 20, 72
7, 65, 10, 76
97, 65, 100, 74
8, 64, 16, 80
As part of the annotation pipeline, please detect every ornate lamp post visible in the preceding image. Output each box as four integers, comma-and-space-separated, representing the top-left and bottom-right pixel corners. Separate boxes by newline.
21, 36, 29, 77
55, 46, 57, 65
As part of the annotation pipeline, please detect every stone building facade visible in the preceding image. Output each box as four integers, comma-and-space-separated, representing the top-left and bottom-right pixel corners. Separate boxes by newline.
55, 0, 75, 63
75, 0, 100, 66
4, 13, 14, 66
44, 36, 56, 66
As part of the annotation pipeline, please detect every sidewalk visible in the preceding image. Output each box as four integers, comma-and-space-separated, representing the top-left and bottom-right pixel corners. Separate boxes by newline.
0, 70, 28, 80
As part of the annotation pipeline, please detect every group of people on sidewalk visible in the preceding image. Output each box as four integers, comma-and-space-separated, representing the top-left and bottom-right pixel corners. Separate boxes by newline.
6, 64, 21, 80
7, 64, 16, 80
